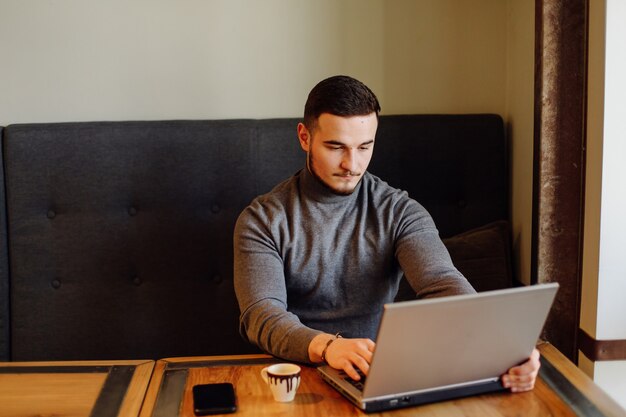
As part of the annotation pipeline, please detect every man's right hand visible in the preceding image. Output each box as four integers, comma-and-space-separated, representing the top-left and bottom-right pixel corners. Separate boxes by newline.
309, 333, 376, 380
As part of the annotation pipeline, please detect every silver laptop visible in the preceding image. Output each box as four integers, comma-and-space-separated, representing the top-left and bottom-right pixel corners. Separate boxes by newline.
317, 283, 559, 413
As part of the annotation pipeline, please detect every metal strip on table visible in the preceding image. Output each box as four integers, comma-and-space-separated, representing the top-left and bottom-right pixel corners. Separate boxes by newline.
89, 365, 136, 417
539, 356, 606, 417
151, 369, 189, 417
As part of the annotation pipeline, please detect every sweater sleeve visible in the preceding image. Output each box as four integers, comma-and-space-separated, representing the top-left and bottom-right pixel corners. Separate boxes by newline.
233, 205, 321, 364
394, 199, 476, 298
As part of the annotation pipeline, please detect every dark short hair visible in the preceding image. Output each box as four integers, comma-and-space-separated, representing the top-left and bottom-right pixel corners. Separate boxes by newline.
303, 75, 381, 131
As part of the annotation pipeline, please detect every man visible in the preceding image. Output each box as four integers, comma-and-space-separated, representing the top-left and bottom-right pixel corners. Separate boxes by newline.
234, 75, 539, 393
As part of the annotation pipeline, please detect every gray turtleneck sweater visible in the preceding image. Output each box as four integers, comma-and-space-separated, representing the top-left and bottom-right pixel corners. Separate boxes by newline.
234, 168, 475, 364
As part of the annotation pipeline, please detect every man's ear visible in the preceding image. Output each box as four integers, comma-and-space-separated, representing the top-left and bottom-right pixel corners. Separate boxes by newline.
297, 123, 311, 152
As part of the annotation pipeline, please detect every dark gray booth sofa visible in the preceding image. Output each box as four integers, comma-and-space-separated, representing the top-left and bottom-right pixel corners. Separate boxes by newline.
0, 115, 512, 362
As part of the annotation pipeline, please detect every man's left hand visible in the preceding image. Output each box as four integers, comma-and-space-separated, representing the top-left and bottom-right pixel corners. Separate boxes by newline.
501, 348, 541, 392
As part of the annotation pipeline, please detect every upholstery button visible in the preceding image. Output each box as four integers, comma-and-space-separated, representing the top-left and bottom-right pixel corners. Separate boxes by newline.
212, 274, 222, 284
51, 279, 61, 289
128, 207, 138, 216
47, 210, 56, 219
211, 204, 220, 214
132, 276, 142, 286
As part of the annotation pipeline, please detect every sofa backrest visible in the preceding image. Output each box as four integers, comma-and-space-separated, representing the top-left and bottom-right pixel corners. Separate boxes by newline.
1, 115, 507, 361
370, 115, 507, 237
0, 126, 9, 361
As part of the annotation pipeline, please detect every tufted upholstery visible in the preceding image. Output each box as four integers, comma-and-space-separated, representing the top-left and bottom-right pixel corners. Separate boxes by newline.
0, 115, 507, 361
0, 127, 9, 361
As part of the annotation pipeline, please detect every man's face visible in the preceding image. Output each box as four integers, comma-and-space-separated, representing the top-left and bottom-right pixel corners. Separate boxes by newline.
297, 112, 377, 195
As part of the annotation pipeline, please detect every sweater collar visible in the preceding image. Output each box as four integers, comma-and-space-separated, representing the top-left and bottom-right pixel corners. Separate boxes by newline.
299, 167, 364, 204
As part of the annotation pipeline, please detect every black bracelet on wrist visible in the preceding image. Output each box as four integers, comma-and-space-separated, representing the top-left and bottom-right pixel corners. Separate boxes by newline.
320, 332, 342, 364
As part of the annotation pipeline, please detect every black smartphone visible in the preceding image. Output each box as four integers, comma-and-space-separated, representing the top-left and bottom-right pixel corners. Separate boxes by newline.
192, 383, 237, 415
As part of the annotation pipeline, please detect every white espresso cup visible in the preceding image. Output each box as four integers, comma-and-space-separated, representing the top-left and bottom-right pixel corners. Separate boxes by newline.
260, 363, 301, 402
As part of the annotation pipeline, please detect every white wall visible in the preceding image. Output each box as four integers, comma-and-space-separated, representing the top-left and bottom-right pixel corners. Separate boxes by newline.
580, 0, 626, 410
0, 0, 384, 124
504, 0, 535, 285
0, 0, 507, 126
383, 0, 506, 115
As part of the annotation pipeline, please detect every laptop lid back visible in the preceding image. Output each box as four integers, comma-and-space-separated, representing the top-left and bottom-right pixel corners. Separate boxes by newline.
362, 283, 559, 399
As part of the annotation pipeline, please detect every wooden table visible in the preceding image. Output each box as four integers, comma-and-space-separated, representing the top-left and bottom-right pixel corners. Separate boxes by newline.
0, 359, 154, 417
139, 343, 625, 417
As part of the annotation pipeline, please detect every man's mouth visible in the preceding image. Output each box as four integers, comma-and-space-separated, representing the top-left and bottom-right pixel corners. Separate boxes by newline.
334, 172, 359, 178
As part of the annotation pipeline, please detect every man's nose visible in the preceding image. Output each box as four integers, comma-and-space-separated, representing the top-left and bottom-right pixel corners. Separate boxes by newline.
340, 150, 357, 172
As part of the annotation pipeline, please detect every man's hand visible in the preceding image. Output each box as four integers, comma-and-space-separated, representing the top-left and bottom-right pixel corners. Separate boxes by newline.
309, 334, 375, 380
502, 348, 541, 392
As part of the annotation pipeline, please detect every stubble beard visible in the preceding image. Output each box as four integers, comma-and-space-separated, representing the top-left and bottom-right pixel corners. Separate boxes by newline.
306, 149, 360, 196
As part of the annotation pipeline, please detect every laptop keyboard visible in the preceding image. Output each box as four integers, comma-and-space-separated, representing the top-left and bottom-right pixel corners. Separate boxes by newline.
343, 370, 367, 391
